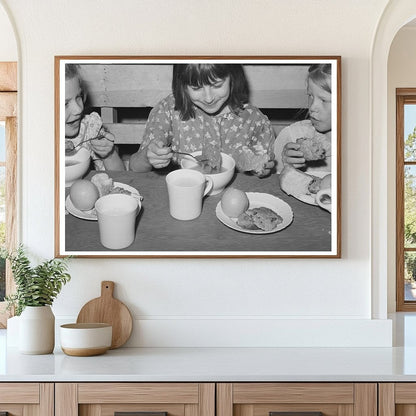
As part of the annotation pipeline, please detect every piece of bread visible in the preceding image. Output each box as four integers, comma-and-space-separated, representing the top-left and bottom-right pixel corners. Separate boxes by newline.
280, 165, 323, 196
85, 112, 103, 139
280, 165, 331, 196
90, 172, 113, 197
308, 177, 322, 194
233, 145, 269, 173
296, 136, 326, 161
236, 212, 259, 230
110, 186, 131, 196
201, 140, 222, 172
237, 207, 283, 231
280, 165, 314, 196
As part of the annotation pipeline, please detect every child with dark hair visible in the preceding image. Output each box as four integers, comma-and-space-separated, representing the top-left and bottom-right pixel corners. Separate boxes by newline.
65, 64, 124, 171
129, 64, 275, 176
274, 64, 332, 173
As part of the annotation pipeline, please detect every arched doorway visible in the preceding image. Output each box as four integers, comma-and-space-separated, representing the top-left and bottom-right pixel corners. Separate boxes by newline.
371, 0, 416, 318
0, 1, 18, 327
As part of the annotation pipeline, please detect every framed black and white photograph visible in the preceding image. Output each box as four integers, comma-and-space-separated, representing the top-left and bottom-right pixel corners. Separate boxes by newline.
55, 56, 341, 258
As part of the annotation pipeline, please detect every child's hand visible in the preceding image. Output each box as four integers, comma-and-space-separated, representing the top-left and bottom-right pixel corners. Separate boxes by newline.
252, 153, 276, 178
147, 140, 173, 169
282, 142, 306, 168
90, 131, 115, 159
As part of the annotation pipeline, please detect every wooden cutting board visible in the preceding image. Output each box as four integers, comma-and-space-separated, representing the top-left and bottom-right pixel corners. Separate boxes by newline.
76, 281, 133, 349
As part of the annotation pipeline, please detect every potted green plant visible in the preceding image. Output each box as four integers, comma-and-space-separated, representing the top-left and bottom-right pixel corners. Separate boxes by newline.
3, 245, 71, 354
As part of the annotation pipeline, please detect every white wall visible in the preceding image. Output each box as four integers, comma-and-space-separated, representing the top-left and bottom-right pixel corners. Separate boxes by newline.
0, 0, 395, 347
0, 2, 16, 61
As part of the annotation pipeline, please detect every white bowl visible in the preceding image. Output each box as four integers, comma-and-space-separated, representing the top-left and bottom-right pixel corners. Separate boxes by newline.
180, 151, 235, 195
65, 147, 91, 187
60, 323, 112, 356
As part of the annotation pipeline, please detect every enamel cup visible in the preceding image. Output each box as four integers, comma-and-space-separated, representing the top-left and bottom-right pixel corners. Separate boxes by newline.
95, 194, 140, 249
166, 169, 213, 220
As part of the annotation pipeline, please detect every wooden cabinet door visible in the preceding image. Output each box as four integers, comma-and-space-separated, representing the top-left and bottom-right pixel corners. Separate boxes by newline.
0, 383, 53, 416
379, 383, 416, 416
55, 382, 215, 416
217, 383, 377, 416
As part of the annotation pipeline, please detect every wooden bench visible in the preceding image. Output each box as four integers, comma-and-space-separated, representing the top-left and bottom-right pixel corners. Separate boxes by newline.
79, 64, 309, 145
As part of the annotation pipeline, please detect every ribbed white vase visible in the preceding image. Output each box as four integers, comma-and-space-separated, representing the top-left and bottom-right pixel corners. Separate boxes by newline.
18, 305, 55, 354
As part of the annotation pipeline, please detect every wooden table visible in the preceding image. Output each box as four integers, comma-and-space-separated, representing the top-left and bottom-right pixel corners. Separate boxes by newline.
65, 170, 332, 255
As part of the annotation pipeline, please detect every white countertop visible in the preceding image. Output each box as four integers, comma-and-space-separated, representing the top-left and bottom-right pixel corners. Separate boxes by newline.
2, 341, 416, 382
2, 313, 416, 382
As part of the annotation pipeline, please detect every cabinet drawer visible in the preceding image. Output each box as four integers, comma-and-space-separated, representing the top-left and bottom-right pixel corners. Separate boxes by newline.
0, 383, 39, 403
0, 383, 53, 416
78, 383, 200, 403
217, 383, 376, 416
56, 383, 215, 416
379, 383, 416, 415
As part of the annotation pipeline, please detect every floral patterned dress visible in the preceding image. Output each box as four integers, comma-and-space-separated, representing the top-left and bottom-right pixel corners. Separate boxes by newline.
66, 112, 105, 171
140, 94, 275, 172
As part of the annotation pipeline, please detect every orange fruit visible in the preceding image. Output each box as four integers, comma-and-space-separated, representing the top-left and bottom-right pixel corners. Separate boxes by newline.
70, 179, 100, 211
221, 187, 249, 218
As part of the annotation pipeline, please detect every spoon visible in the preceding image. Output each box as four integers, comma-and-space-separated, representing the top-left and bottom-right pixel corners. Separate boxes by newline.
65, 134, 108, 155
172, 151, 209, 164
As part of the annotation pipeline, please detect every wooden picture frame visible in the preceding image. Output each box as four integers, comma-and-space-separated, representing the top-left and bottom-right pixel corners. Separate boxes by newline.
55, 56, 341, 258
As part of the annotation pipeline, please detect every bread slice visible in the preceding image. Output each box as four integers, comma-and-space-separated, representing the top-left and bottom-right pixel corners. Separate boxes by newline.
279, 165, 314, 196
85, 112, 103, 139
110, 186, 131, 196
91, 172, 113, 197
233, 150, 269, 173
296, 136, 326, 161
201, 140, 222, 172
237, 207, 283, 231
236, 212, 259, 230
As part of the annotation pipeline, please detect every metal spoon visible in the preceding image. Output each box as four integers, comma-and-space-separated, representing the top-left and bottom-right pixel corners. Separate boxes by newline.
65, 134, 108, 155
172, 151, 209, 164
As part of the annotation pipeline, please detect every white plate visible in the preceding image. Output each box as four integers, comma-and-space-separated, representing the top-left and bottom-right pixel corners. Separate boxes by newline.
290, 171, 329, 206
66, 182, 142, 221
216, 192, 293, 234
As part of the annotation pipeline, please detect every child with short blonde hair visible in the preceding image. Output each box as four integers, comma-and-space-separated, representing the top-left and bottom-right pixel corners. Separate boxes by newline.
65, 64, 124, 171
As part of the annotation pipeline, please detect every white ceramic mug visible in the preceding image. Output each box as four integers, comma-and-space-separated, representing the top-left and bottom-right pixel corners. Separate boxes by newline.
95, 194, 140, 249
166, 169, 213, 220
316, 188, 332, 212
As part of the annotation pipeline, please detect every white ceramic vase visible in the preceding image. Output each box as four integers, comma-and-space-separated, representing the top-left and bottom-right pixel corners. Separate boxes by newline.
6, 315, 20, 347
18, 305, 55, 354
